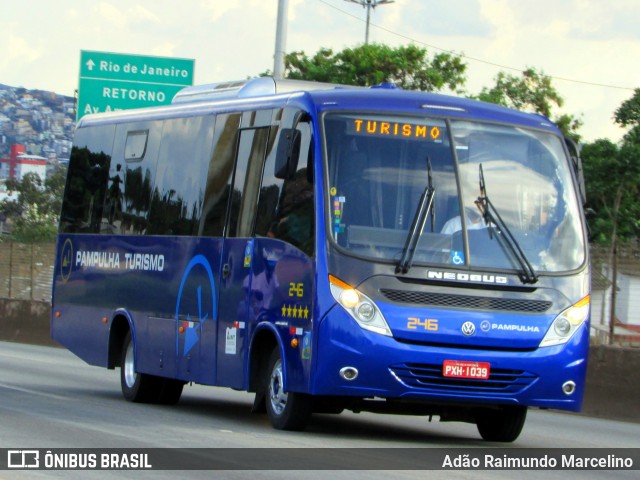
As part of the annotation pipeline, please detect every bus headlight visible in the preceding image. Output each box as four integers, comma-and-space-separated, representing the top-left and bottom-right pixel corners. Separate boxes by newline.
539, 295, 590, 347
329, 275, 392, 337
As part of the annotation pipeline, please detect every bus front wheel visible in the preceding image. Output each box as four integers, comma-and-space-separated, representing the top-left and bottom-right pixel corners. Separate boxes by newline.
475, 406, 527, 442
265, 348, 311, 431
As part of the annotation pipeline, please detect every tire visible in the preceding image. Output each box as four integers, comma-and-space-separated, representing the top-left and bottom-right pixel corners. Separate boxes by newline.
156, 378, 185, 405
476, 406, 527, 442
265, 348, 312, 431
120, 331, 162, 403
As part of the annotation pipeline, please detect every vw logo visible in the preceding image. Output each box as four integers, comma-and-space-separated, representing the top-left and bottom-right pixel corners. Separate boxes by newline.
461, 321, 476, 336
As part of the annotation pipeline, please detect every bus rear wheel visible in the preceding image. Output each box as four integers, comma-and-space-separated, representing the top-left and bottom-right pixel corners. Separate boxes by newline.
156, 378, 185, 405
475, 406, 527, 442
120, 331, 162, 403
265, 348, 311, 431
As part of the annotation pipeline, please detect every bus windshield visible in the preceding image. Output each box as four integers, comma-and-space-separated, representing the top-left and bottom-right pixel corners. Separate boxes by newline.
324, 113, 585, 274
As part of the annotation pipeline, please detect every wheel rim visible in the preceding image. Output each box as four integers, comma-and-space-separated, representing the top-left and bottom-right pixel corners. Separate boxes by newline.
268, 358, 287, 416
123, 340, 137, 388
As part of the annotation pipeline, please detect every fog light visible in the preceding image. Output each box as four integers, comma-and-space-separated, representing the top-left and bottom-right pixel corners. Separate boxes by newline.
562, 380, 576, 395
339, 366, 359, 381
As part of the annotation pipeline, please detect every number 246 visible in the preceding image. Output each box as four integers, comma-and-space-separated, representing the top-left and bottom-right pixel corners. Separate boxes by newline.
289, 282, 304, 297
407, 317, 438, 331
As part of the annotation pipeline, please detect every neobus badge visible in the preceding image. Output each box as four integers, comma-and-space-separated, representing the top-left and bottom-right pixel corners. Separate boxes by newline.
426, 270, 508, 285
353, 119, 441, 140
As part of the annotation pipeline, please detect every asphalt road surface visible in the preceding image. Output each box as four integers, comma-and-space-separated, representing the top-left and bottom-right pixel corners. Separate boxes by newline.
1, 341, 638, 480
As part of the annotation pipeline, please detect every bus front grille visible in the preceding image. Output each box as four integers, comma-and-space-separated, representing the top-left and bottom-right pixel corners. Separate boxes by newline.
380, 289, 552, 313
389, 363, 538, 395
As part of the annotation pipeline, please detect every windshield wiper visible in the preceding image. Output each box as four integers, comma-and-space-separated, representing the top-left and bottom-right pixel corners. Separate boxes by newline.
474, 163, 538, 284
396, 157, 436, 274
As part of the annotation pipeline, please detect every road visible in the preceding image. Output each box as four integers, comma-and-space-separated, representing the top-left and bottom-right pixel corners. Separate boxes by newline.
0, 341, 638, 479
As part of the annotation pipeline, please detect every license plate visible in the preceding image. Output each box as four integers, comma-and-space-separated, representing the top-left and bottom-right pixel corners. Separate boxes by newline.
442, 360, 490, 379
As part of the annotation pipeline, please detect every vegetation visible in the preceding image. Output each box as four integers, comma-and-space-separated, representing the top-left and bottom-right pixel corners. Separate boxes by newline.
281, 44, 467, 93
1, 165, 66, 242
476, 67, 583, 142
581, 90, 640, 244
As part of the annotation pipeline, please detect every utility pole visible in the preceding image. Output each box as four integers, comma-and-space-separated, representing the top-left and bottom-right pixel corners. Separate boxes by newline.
345, 0, 394, 44
274, 0, 289, 79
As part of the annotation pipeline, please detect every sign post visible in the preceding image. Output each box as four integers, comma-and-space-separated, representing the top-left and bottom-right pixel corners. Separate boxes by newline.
77, 50, 195, 121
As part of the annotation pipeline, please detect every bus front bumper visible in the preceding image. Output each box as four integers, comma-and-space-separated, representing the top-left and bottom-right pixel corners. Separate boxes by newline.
311, 310, 589, 412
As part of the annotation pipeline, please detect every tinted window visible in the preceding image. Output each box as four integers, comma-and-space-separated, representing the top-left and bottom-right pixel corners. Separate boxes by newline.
147, 115, 215, 236
59, 125, 115, 233
104, 121, 162, 235
227, 127, 270, 238
124, 130, 148, 161
256, 109, 314, 256
199, 113, 241, 237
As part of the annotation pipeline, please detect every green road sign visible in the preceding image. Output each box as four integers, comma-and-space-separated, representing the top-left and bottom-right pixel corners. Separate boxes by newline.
77, 50, 195, 121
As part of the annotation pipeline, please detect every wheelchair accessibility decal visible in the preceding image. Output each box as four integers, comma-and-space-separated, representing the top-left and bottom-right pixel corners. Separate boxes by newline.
175, 255, 217, 357
451, 250, 465, 265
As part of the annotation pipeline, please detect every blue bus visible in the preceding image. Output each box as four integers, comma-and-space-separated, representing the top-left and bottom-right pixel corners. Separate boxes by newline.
52, 77, 590, 442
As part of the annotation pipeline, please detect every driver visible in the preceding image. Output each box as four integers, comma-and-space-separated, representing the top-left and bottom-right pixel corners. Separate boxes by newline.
441, 206, 485, 234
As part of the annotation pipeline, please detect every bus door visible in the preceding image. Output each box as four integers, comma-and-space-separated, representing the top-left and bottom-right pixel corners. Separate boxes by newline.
149, 114, 218, 384
216, 111, 273, 388
249, 109, 315, 394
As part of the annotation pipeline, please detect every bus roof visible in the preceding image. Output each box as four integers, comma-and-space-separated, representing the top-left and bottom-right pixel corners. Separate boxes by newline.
306, 87, 558, 132
76, 77, 559, 134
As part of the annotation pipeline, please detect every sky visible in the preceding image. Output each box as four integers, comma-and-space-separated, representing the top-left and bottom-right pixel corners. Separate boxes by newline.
1, 0, 638, 143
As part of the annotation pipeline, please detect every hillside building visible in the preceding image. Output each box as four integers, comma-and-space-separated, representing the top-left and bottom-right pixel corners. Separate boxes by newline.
0, 144, 47, 183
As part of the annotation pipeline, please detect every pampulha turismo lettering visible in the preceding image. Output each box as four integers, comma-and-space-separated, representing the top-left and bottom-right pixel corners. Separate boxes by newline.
75, 250, 164, 271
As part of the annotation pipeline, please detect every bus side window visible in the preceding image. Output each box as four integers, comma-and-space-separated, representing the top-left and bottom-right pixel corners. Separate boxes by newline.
104, 122, 162, 235
253, 110, 283, 237
148, 115, 214, 236
199, 113, 242, 237
59, 125, 115, 233
227, 127, 271, 238
256, 114, 314, 256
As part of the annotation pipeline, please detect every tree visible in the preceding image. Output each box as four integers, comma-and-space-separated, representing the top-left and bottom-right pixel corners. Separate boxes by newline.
476, 67, 583, 141
581, 88, 640, 244
580, 138, 617, 240
0, 165, 67, 242
279, 43, 467, 93
614, 87, 640, 130
582, 142, 640, 244
582, 90, 640, 342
